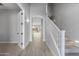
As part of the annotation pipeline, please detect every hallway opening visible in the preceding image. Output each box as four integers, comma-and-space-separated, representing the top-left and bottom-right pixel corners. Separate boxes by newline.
32, 16, 43, 42
20, 16, 53, 56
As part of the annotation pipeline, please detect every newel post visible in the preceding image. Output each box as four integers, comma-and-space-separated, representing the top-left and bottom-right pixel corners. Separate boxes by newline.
60, 30, 65, 56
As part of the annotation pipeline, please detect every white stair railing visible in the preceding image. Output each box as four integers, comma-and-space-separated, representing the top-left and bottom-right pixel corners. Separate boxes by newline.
45, 17, 65, 56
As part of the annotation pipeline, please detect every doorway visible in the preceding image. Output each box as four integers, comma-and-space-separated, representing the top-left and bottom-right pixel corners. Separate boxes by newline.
32, 16, 43, 43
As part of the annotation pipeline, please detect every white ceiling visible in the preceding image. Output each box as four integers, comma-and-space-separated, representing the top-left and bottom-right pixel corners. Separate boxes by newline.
0, 3, 21, 10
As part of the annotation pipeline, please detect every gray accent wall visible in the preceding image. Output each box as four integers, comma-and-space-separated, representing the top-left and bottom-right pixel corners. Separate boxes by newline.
0, 10, 19, 43
49, 3, 79, 40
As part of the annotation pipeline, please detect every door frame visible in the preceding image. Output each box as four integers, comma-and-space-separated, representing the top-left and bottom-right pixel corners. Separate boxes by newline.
30, 16, 45, 42
17, 3, 25, 49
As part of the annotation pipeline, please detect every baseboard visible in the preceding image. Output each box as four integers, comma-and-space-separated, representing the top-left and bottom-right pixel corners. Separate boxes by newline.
0, 41, 18, 43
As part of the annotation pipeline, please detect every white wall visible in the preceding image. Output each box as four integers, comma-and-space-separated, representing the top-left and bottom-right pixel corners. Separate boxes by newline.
9, 11, 19, 43
24, 4, 30, 47
0, 10, 19, 43
18, 3, 46, 48
30, 3, 46, 17
0, 10, 9, 42
32, 17, 41, 25
18, 3, 30, 48
50, 3, 79, 41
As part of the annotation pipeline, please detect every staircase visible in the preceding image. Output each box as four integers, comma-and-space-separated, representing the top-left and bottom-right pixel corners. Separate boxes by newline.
45, 17, 65, 56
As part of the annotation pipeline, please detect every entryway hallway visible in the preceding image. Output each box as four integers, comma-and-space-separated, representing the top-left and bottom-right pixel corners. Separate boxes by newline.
20, 29, 53, 56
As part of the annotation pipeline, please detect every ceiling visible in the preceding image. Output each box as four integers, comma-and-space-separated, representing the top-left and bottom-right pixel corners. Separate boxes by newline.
0, 3, 21, 11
